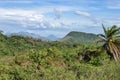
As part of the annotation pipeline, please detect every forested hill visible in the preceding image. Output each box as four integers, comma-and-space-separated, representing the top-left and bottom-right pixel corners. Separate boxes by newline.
0, 32, 48, 55
0, 31, 119, 80
60, 31, 99, 44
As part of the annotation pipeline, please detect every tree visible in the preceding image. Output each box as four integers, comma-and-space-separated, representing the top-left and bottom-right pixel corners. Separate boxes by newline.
97, 24, 120, 61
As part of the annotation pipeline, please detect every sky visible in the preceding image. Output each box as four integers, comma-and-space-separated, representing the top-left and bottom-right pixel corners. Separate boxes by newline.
0, 0, 120, 37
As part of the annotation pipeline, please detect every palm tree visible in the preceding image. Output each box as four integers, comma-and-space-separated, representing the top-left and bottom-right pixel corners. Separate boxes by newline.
97, 24, 120, 61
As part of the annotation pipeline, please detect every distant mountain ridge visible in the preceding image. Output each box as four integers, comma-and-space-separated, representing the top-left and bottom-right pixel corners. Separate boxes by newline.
7, 32, 59, 41
46, 34, 59, 41
6, 31, 99, 43
60, 31, 99, 44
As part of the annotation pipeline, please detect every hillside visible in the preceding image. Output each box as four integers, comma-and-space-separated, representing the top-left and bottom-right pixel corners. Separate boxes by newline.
0, 32, 49, 55
60, 31, 99, 44
0, 31, 119, 80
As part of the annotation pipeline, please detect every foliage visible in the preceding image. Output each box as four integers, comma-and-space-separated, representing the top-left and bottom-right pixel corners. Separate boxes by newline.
61, 31, 99, 44
97, 25, 120, 61
0, 32, 119, 80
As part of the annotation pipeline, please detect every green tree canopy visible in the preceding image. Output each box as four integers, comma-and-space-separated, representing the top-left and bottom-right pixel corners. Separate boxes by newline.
97, 24, 120, 61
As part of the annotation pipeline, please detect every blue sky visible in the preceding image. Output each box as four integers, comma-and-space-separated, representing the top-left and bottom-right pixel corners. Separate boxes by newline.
0, 0, 120, 37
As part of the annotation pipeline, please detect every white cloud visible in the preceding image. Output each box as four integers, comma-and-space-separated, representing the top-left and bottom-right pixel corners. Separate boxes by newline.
0, 8, 44, 28
33, 5, 75, 14
0, 7, 101, 31
74, 10, 101, 26
0, 8, 73, 30
54, 8, 62, 19
106, 0, 120, 9
0, 5, 109, 36
75, 11, 91, 17
107, 6, 120, 9
103, 18, 120, 26
0, 8, 43, 21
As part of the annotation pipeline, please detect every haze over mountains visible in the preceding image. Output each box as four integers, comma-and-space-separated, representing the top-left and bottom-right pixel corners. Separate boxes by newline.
5, 31, 99, 44
6, 32, 60, 41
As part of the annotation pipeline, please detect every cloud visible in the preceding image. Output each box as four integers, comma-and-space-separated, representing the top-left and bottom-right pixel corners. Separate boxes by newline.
102, 18, 120, 26
54, 8, 62, 19
0, 8, 100, 34
0, 8, 45, 29
53, 5, 75, 20
75, 11, 91, 17
106, 0, 120, 9
0, 0, 33, 4
74, 10, 101, 25
0, 8, 43, 21
107, 6, 120, 9
35, 5, 75, 14
0, 8, 73, 32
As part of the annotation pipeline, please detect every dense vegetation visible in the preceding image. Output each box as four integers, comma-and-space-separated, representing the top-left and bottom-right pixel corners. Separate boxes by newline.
98, 25, 120, 61
0, 29, 120, 80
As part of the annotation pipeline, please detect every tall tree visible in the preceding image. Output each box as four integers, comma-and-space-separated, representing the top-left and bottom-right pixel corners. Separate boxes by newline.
97, 24, 120, 61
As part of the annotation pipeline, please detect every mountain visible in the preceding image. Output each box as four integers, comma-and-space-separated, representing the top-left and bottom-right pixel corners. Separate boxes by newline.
46, 35, 59, 41
6, 32, 59, 41
7, 32, 47, 40
60, 31, 99, 44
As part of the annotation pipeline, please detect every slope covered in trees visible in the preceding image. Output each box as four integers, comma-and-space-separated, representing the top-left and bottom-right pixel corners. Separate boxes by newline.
60, 31, 99, 44
0, 31, 120, 80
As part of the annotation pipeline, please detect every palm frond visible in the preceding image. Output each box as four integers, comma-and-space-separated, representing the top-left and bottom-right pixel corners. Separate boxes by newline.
98, 24, 120, 61
97, 34, 106, 40
108, 27, 120, 38
102, 24, 107, 38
